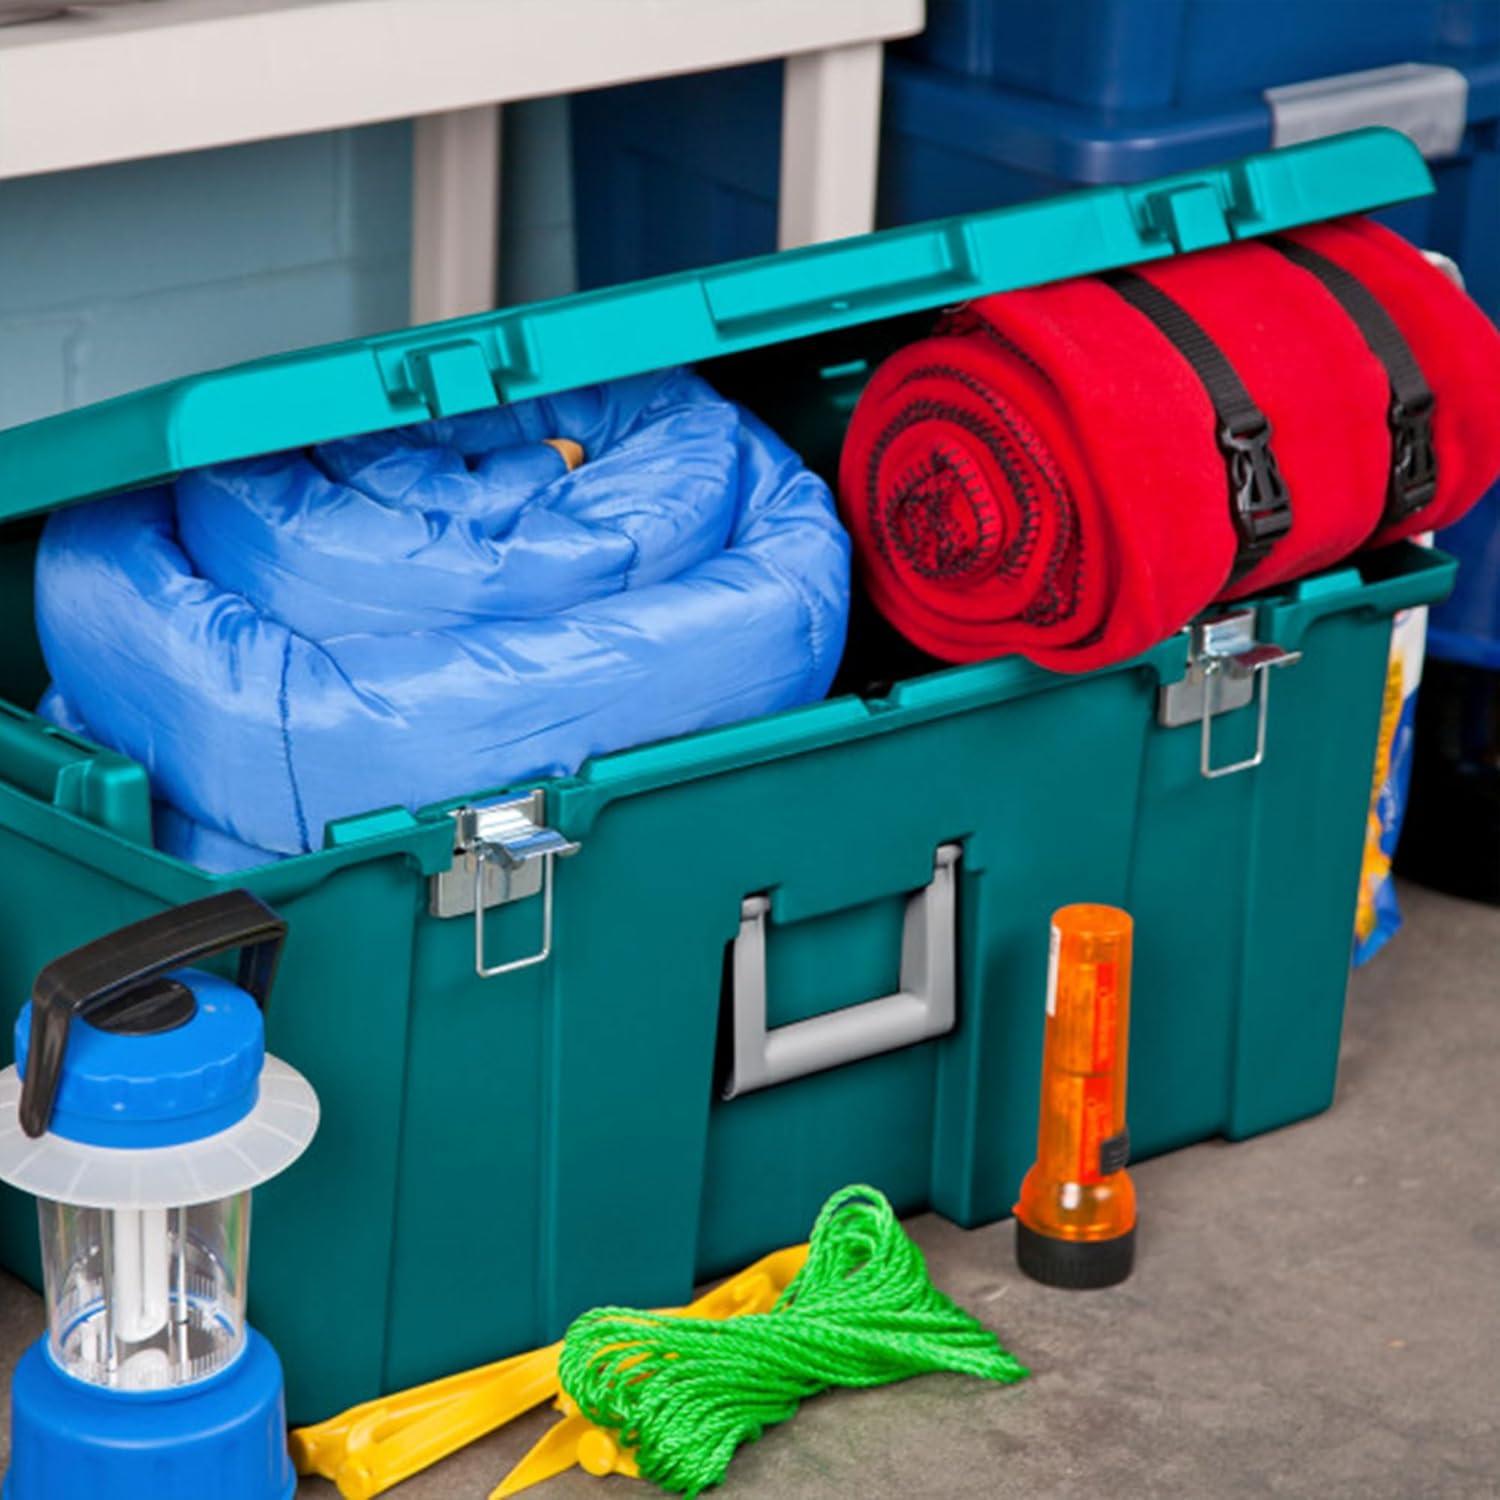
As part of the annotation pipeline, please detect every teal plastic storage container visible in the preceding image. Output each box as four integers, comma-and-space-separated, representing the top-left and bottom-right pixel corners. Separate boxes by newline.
0, 133, 1455, 1421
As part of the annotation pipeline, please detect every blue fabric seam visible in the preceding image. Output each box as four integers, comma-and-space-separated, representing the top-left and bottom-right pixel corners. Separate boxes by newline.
598, 520, 643, 590
751, 544, 829, 679
277, 638, 313, 855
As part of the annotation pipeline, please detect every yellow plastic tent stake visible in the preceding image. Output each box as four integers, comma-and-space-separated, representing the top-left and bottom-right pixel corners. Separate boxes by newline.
490, 1411, 639, 1499
490, 1244, 809, 1500
335, 1347, 562, 1500
290, 1346, 542, 1480
576, 1423, 640, 1480
292, 1243, 808, 1500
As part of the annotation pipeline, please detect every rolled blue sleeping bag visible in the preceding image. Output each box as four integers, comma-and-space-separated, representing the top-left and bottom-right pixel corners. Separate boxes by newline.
37, 368, 850, 870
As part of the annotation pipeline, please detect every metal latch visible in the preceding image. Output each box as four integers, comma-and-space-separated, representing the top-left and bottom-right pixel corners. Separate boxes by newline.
1158, 610, 1301, 779
429, 791, 580, 978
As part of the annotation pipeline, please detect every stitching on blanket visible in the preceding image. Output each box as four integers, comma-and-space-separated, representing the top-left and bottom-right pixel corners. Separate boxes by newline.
865, 355, 1083, 628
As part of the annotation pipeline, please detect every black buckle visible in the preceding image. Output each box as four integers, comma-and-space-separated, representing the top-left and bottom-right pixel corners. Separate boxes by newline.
1387, 394, 1437, 523
1218, 418, 1292, 575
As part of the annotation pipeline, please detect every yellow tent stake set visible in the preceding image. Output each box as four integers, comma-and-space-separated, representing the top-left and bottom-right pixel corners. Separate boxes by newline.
290, 1245, 810, 1500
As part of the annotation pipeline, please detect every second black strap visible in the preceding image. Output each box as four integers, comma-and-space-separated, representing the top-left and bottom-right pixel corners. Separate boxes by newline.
1268, 234, 1437, 527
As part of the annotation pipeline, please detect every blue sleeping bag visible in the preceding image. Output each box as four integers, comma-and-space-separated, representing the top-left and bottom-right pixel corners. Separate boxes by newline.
37, 368, 850, 870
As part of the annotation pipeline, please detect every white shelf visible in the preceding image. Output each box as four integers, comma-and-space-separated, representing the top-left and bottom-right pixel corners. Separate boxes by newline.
0, 0, 922, 178
1, 0, 924, 320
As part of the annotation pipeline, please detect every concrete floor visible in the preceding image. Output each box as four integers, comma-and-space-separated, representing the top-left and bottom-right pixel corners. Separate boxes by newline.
0, 882, 1495, 1498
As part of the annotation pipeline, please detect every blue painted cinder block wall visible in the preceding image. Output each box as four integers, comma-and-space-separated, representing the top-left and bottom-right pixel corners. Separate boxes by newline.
0, 124, 414, 431
0, 99, 578, 434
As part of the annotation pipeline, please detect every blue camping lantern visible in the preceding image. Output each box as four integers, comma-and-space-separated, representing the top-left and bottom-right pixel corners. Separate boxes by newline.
0, 892, 318, 1500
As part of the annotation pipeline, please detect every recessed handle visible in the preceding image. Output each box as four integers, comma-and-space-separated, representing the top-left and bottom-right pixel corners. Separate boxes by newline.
0, 705, 152, 845
722, 845, 961, 1100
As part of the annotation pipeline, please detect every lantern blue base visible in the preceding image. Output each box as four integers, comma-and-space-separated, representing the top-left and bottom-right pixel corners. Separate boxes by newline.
3, 1329, 294, 1500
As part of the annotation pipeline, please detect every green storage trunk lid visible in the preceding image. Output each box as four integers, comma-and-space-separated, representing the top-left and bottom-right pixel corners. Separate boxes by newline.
0, 129, 1431, 520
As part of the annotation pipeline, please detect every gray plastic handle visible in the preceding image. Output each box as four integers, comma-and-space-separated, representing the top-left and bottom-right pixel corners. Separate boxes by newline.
722, 844, 961, 1100
1266, 63, 1468, 161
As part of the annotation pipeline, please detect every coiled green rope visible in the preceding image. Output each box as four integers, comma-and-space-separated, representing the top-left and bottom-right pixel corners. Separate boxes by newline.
559, 1185, 1027, 1496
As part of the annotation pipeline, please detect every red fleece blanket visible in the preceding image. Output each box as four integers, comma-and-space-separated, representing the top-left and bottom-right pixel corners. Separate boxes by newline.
838, 218, 1500, 671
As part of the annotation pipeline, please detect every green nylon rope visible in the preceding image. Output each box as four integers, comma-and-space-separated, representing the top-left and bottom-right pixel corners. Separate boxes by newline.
558, 1185, 1027, 1496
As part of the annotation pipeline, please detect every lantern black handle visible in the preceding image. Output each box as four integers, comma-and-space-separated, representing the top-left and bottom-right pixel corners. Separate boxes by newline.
18, 890, 287, 1139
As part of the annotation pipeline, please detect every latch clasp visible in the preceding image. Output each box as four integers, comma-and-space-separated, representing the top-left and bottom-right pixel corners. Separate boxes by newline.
1158, 610, 1301, 779
429, 791, 580, 978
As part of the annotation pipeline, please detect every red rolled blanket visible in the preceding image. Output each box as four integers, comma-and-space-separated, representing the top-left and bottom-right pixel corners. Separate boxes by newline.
839, 217, 1500, 672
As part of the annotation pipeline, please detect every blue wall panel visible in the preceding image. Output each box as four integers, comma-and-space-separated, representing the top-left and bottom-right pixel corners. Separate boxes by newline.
0, 124, 412, 429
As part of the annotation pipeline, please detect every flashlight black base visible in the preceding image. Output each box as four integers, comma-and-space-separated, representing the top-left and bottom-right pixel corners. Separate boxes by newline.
1015, 1220, 1135, 1289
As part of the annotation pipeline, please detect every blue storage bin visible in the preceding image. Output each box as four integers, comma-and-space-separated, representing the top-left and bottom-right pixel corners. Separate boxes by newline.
573, 65, 782, 289
902, 0, 1499, 108
571, 46, 1500, 663
573, 54, 1500, 307
1425, 491, 1500, 665
876, 57, 1500, 324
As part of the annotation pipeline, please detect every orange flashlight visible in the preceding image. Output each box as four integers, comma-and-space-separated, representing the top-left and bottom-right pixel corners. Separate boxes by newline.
1014, 904, 1136, 1288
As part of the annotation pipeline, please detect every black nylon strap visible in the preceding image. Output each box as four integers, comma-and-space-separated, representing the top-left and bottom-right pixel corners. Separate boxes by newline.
1104, 270, 1292, 579
1268, 234, 1437, 526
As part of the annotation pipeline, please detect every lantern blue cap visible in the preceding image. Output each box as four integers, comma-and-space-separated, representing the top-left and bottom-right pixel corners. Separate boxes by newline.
14, 970, 264, 1149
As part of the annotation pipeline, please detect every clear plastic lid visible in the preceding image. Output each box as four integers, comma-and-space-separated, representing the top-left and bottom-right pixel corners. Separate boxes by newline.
39, 1191, 249, 1391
